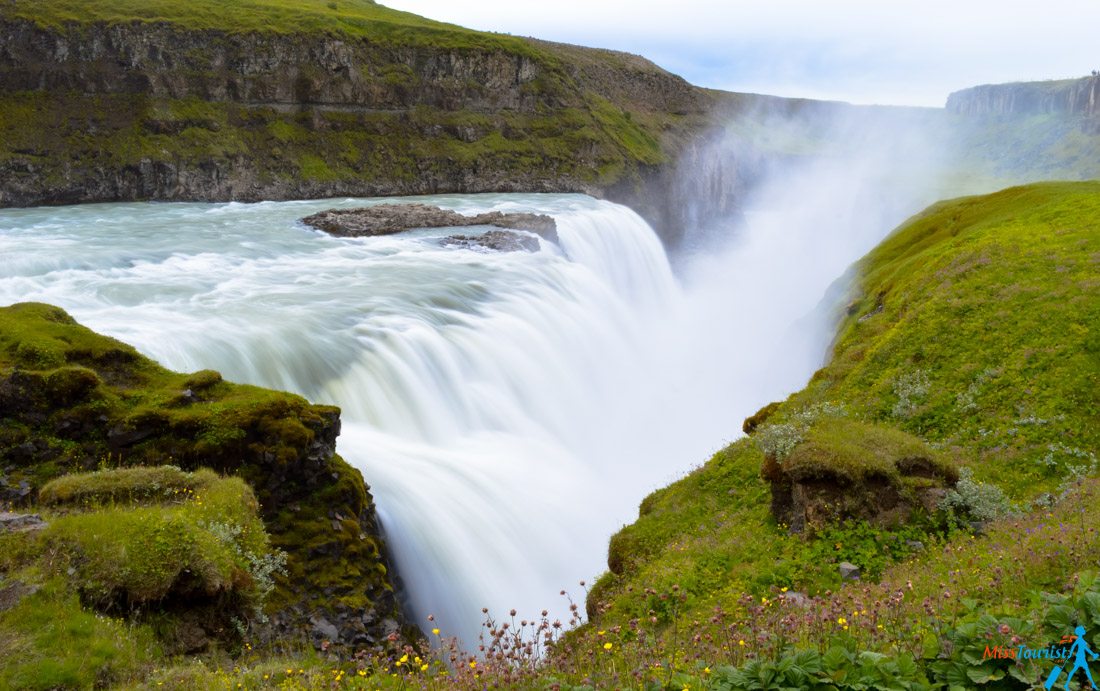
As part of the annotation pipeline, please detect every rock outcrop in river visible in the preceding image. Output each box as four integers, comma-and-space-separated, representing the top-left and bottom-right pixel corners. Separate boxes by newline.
302, 203, 558, 243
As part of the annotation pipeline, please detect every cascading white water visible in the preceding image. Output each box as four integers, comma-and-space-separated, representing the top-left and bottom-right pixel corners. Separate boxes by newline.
0, 185, 903, 647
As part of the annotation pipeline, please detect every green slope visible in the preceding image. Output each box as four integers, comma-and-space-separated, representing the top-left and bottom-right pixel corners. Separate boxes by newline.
3, 0, 530, 51
572, 181, 1100, 687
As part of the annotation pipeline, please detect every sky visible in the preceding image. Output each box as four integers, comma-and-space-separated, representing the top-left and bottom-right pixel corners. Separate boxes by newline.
382, 0, 1098, 107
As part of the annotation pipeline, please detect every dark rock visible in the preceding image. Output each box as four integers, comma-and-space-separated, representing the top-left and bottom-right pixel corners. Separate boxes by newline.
301, 203, 558, 244
442, 229, 541, 252
310, 615, 340, 644
839, 562, 861, 581
0, 511, 46, 532
0, 580, 39, 612
905, 540, 925, 551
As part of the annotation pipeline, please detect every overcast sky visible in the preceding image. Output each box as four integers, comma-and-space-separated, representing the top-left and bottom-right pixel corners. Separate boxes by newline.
383, 0, 1096, 107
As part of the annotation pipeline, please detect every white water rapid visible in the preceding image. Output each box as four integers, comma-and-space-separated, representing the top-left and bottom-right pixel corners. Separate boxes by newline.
0, 191, 882, 646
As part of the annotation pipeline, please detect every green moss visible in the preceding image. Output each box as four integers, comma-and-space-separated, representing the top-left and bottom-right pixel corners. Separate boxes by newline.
39, 465, 219, 507
43, 473, 266, 609
779, 418, 955, 486
0, 303, 400, 651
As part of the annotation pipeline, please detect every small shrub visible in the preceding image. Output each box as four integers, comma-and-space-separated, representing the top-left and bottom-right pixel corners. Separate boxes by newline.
939, 467, 1015, 523
892, 369, 930, 419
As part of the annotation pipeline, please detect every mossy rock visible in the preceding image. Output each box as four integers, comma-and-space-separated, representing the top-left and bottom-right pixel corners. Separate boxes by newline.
0, 302, 403, 650
765, 418, 957, 534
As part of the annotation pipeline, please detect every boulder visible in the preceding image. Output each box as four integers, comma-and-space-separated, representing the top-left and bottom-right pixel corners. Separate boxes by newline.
0, 511, 47, 533
839, 562, 861, 581
442, 229, 541, 252
301, 203, 558, 244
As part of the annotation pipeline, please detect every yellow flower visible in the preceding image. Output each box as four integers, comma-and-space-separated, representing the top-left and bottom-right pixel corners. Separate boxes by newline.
704, 667, 711, 674
780, 587, 788, 593
469, 661, 477, 669
597, 630, 606, 636
738, 639, 745, 646
286, 669, 293, 675
837, 616, 847, 625
603, 642, 613, 650
357, 670, 366, 677
420, 664, 429, 672
432, 628, 440, 636
400, 654, 409, 663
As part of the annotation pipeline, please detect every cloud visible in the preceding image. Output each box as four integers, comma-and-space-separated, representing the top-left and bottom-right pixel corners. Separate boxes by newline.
381, 0, 1100, 106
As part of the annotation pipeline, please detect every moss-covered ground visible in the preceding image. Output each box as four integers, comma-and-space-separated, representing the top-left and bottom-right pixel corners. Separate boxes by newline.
0, 467, 278, 689
0, 302, 401, 664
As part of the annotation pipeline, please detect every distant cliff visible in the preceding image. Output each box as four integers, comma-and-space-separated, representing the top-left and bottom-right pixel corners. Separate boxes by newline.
946, 76, 1100, 117
0, 0, 744, 242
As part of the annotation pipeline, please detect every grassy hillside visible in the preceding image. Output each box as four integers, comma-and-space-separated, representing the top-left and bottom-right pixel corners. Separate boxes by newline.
563, 182, 1100, 688
3, 0, 536, 52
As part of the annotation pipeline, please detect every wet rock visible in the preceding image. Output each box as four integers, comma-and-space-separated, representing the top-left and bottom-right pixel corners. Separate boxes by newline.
0, 511, 47, 533
311, 615, 340, 644
442, 229, 541, 252
839, 562, 861, 581
301, 203, 558, 244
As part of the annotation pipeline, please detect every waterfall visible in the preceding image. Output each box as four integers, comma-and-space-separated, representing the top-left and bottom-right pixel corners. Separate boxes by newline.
0, 182, 899, 646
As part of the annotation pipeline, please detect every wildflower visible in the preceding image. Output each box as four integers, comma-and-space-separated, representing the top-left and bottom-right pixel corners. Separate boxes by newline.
603, 642, 613, 650
738, 639, 745, 646
780, 587, 788, 593
420, 664, 429, 672
704, 667, 711, 674
469, 661, 477, 669
432, 628, 440, 635
837, 617, 847, 625
357, 670, 366, 677
597, 630, 606, 636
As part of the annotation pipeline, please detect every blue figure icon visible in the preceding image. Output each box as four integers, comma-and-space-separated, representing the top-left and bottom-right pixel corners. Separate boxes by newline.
1046, 626, 1099, 690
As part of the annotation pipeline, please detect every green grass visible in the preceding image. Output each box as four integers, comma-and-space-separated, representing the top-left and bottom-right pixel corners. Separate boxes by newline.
0, 579, 162, 690
1, 0, 539, 55
39, 465, 219, 507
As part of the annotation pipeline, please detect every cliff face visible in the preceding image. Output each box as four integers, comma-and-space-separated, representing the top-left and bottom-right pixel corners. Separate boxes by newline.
0, 12, 727, 241
946, 76, 1100, 117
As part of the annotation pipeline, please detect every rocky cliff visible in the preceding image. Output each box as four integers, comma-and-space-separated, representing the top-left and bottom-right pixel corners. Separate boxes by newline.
0, 0, 732, 242
946, 75, 1100, 117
